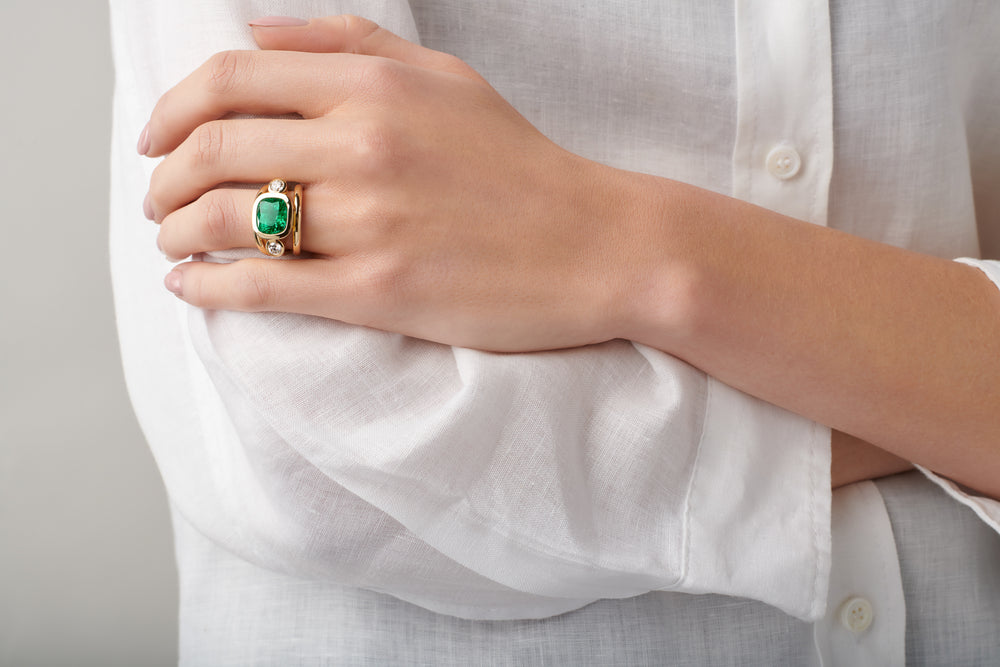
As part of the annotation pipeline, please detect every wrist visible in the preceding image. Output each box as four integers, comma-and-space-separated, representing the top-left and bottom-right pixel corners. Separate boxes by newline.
608, 170, 706, 355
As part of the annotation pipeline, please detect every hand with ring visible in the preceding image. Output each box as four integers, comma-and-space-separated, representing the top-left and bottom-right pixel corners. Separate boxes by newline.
143, 15, 672, 353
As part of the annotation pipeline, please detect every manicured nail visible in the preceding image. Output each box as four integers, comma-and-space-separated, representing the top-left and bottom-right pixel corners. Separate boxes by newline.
143, 191, 154, 220
248, 16, 309, 27
137, 122, 150, 155
164, 270, 183, 296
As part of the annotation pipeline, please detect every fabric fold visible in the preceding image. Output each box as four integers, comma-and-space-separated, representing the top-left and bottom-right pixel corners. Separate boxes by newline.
111, 0, 835, 623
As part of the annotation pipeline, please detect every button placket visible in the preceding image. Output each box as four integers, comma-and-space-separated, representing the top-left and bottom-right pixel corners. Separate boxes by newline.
731, 0, 833, 225
813, 482, 906, 666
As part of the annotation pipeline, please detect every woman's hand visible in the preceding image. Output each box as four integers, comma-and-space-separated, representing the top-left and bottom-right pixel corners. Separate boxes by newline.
145, 15, 650, 352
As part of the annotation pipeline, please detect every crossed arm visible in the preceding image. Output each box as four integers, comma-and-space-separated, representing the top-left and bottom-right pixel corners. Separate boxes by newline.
142, 16, 1000, 498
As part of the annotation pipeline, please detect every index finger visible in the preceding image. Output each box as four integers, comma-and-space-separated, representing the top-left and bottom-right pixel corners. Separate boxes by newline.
251, 15, 483, 81
143, 49, 373, 157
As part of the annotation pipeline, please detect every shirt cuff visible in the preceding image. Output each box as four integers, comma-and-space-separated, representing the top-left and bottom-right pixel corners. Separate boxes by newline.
677, 377, 832, 621
914, 464, 1000, 534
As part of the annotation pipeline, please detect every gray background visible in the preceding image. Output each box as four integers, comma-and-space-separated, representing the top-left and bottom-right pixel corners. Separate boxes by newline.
0, 2, 179, 665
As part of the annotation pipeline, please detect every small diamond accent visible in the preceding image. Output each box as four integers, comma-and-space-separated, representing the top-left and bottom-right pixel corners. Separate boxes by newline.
266, 240, 285, 256
268, 179, 286, 193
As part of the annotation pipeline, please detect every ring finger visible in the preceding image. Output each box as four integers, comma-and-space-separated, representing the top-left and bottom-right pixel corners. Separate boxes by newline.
158, 187, 260, 260
157, 182, 380, 260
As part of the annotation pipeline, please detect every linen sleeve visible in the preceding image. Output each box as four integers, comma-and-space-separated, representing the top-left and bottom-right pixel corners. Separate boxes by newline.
171, 300, 831, 621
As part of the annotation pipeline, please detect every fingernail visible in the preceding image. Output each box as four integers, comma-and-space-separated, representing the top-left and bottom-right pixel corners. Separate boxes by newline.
137, 122, 151, 155
164, 270, 183, 296
143, 191, 154, 220
249, 16, 309, 27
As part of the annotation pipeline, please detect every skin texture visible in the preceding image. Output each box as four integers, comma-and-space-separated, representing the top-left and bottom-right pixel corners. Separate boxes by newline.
831, 431, 911, 488
144, 16, 998, 497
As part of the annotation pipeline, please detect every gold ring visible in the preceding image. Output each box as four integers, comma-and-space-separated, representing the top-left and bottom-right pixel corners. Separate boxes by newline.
252, 179, 302, 256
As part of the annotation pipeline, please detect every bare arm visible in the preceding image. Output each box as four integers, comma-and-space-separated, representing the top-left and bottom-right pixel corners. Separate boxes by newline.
620, 175, 1000, 497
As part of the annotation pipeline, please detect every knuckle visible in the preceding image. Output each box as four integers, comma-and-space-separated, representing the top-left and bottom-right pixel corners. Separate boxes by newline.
205, 50, 254, 96
352, 198, 393, 235
363, 254, 409, 307
193, 121, 228, 170
202, 191, 233, 246
348, 119, 401, 176
182, 269, 207, 306
437, 52, 465, 72
340, 15, 381, 50
234, 265, 278, 310
440, 53, 481, 80
336, 194, 395, 249
354, 57, 405, 100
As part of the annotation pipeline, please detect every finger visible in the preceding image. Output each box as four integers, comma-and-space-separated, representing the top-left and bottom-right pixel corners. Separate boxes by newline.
164, 258, 369, 324
250, 15, 482, 81
157, 188, 257, 260
144, 48, 378, 157
157, 185, 366, 260
147, 117, 333, 222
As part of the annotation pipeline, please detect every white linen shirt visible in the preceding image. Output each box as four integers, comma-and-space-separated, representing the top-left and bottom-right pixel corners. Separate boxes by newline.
108, 0, 1000, 663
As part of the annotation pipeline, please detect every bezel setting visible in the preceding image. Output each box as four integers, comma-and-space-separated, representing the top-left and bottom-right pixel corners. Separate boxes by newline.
252, 191, 291, 237
265, 240, 285, 256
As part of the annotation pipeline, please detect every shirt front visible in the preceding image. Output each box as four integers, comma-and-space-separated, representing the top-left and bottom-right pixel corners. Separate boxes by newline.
109, 0, 1000, 664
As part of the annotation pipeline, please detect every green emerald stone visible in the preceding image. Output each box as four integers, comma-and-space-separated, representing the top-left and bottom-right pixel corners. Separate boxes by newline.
255, 197, 289, 236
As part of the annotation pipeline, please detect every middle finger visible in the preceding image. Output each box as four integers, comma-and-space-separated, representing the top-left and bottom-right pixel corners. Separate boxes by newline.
147, 117, 338, 222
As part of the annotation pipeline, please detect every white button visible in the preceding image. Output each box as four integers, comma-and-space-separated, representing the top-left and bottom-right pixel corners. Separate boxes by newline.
765, 144, 802, 180
839, 596, 874, 634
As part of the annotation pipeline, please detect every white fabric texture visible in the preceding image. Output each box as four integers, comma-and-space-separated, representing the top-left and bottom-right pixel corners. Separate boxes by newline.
165, 473, 1000, 666
108, 0, 1000, 641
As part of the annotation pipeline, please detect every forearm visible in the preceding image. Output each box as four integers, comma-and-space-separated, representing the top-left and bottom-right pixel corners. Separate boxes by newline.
617, 173, 1000, 497
831, 431, 911, 488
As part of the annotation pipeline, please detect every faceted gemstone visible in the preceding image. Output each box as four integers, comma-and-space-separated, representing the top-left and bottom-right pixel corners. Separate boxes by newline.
268, 179, 286, 193
255, 197, 289, 235
266, 240, 284, 256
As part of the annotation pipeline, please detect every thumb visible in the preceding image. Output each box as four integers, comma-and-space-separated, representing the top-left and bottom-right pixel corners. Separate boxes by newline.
249, 14, 482, 80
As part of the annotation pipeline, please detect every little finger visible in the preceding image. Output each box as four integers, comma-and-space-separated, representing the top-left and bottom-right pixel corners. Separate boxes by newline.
164, 257, 368, 323
251, 15, 483, 82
